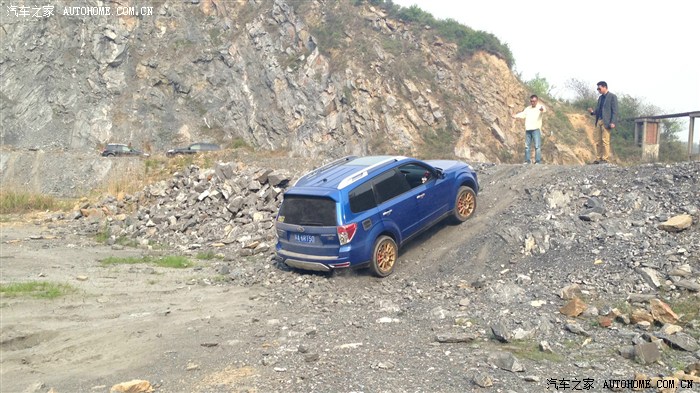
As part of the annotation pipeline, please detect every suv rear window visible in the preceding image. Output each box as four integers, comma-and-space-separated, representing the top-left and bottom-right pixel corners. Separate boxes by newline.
349, 181, 377, 213
278, 195, 337, 226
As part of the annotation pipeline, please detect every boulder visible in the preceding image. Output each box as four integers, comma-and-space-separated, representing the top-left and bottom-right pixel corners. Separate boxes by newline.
658, 214, 693, 232
650, 299, 679, 324
560, 297, 587, 317
110, 380, 154, 393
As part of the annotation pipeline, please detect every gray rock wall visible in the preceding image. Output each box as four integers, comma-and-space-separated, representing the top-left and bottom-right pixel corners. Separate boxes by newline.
1, 0, 587, 202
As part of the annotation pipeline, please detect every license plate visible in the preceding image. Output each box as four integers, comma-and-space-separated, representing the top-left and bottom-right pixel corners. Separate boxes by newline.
294, 234, 315, 243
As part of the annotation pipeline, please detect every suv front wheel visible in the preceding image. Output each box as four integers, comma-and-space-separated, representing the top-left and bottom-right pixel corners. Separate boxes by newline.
452, 186, 476, 223
370, 235, 397, 277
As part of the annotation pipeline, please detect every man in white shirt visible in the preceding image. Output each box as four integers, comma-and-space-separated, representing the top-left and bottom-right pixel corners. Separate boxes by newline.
512, 95, 546, 164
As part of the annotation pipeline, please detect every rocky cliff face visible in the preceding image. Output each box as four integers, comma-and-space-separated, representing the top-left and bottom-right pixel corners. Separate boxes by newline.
0, 0, 586, 164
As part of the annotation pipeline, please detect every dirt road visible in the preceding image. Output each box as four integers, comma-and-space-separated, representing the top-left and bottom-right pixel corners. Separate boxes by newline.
1, 223, 267, 392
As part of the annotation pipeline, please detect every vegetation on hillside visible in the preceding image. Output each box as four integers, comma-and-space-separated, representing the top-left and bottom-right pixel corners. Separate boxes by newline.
366, 1, 514, 67
300, 1, 513, 69
525, 74, 554, 99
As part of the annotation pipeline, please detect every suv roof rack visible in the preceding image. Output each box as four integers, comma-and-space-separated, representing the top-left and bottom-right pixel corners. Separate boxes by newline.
294, 155, 358, 186
337, 156, 405, 189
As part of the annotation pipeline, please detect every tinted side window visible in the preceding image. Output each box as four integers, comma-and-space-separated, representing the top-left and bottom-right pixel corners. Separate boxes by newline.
399, 163, 435, 189
349, 181, 377, 213
373, 169, 410, 204
278, 195, 337, 226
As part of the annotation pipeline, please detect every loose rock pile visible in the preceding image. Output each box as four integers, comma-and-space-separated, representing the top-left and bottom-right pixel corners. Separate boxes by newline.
72, 162, 292, 259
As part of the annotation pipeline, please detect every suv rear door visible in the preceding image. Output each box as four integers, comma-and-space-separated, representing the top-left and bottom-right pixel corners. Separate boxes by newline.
371, 168, 422, 241
398, 162, 451, 227
276, 194, 340, 257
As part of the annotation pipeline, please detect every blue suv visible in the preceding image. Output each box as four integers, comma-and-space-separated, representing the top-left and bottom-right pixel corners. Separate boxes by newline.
275, 156, 478, 277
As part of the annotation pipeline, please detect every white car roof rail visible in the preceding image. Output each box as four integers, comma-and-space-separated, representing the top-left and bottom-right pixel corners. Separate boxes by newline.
294, 155, 358, 186
337, 156, 405, 189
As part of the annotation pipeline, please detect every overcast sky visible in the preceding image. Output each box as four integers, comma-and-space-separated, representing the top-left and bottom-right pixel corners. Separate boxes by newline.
392, 0, 700, 142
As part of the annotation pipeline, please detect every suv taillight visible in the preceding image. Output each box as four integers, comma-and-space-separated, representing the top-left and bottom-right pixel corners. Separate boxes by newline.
337, 223, 357, 245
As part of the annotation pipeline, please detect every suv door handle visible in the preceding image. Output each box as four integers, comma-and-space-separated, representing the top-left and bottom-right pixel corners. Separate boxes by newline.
416, 193, 425, 199
382, 209, 393, 216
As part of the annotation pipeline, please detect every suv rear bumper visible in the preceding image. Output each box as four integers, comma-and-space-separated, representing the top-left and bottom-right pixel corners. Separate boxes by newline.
285, 259, 330, 271
276, 249, 352, 271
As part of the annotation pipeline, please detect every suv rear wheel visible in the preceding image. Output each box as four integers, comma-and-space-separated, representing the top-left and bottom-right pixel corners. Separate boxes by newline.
452, 186, 476, 223
370, 235, 397, 277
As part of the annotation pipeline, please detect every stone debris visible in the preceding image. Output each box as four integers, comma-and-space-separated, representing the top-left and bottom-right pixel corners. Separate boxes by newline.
559, 283, 583, 300
489, 351, 525, 373
70, 163, 292, 265
650, 299, 679, 324
634, 341, 661, 365
435, 333, 476, 343
109, 380, 154, 393
658, 332, 700, 352
559, 297, 588, 317
658, 214, 693, 232
473, 373, 493, 387
490, 321, 511, 343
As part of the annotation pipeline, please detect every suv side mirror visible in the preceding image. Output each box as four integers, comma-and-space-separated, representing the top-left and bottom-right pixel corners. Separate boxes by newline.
436, 168, 445, 179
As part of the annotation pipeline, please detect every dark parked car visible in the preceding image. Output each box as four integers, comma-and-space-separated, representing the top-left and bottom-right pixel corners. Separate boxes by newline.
166, 143, 220, 157
275, 155, 479, 277
101, 144, 148, 157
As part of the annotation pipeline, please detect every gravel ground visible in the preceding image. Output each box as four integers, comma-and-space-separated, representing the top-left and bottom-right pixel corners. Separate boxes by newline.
1, 160, 699, 393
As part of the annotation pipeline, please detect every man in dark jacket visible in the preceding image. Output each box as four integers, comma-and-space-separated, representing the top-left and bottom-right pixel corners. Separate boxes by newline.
587, 81, 618, 164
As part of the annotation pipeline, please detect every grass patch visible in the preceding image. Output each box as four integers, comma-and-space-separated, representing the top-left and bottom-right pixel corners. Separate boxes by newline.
114, 236, 140, 248
0, 281, 76, 299
594, 299, 632, 315
196, 251, 223, 260
103, 168, 148, 196
95, 223, 111, 244
667, 297, 700, 327
100, 255, 192, 268
421, 127, 458, 159
229, 137, 252, 150
210, 275, 230, 284
502, 341, 564, 363
0, 190, 72, 214
545, 106, 577, 146
95, 226, 138, 247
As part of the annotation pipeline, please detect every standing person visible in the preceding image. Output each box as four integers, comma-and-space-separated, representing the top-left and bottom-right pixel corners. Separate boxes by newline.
512, 94, 546, 164
587, 81, 619, 164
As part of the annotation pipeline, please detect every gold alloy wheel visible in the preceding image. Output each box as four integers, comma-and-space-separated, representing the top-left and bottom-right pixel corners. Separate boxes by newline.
457, 189, 475, 218
376, 239, 396, 274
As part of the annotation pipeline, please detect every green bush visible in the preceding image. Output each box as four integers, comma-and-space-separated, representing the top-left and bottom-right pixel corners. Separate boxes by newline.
525, 74, 553, 99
